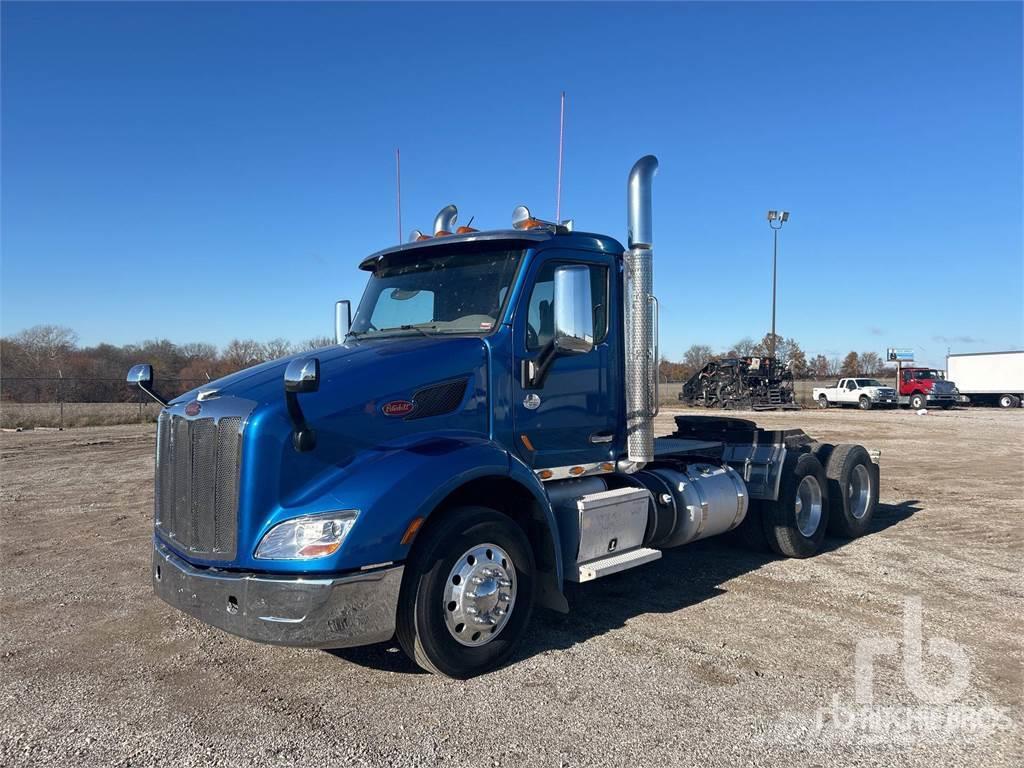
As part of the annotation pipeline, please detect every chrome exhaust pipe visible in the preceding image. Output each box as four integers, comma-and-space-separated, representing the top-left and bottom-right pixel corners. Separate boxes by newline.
623, 155, 659, 467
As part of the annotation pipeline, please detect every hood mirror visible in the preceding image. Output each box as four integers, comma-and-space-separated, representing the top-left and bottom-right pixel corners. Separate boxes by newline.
284, 357, 320, 393
126, 363, 167, 406
284, 356, 319, 451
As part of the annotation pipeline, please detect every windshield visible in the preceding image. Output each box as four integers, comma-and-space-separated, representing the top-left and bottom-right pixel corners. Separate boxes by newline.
908, 369, 944, 380
855, 379, 884, 387
351, 247, 524, 338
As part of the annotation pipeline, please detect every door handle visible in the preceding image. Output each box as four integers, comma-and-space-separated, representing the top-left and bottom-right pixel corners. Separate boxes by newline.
589, 431, 614, 444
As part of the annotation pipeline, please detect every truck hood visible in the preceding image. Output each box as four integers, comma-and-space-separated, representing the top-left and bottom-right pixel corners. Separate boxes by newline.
173, 335, 488, 407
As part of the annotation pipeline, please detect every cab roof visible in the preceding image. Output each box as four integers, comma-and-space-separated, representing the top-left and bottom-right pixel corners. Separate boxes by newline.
359, 229, 626, 271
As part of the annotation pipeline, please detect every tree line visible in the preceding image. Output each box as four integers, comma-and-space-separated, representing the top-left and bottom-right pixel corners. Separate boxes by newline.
1, 324, 892, 402
0, 325, 333, 402
658, 333, 890, 383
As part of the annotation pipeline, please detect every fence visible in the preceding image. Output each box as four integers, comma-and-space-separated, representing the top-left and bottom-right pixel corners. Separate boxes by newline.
3, 375, 902, 430
0, 377, 208, 429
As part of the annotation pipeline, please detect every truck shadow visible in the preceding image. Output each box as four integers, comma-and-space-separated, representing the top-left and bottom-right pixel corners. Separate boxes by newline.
328, 499, 921, 675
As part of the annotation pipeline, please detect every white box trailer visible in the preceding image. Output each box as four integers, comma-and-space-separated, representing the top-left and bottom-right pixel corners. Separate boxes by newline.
947, 351, 1024, 408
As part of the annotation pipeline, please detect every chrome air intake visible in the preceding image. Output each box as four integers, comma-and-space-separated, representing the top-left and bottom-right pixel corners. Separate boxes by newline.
624, 155, 659, 466
433, 204, 458, 235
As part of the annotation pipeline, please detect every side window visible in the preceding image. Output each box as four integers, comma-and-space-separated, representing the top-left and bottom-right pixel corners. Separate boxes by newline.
526, 262, 608, 351
846, 380, 857, 391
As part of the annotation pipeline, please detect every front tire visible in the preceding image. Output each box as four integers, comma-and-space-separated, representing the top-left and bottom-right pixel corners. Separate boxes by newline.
909, 393, 926, 410
762, 452, 829, 558
858, 395, 872, 411
396, 506, 535, 678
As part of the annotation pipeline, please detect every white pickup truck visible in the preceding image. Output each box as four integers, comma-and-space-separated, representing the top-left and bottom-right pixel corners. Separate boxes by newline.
813, 378, 898, 410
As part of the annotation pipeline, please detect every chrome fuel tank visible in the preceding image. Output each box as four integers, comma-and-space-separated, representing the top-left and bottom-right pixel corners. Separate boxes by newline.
635, 464, 748, 548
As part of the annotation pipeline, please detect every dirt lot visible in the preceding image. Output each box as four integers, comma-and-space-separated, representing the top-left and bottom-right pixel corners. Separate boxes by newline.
1, 408, 1021, 767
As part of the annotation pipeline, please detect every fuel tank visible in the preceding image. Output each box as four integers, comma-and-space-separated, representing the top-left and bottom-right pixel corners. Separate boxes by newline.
634, 464, 748, 548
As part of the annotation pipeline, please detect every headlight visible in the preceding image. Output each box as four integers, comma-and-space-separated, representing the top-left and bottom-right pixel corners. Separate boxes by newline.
255, 510, 358, 560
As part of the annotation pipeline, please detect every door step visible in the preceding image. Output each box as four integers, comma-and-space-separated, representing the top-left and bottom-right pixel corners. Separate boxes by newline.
570, 547, 662, 583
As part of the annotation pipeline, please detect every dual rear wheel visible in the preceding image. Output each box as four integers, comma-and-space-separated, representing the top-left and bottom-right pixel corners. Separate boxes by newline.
737, 444, 877, 557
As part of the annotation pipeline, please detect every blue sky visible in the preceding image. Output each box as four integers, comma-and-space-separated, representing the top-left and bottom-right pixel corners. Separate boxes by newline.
2, 1, 1021, 368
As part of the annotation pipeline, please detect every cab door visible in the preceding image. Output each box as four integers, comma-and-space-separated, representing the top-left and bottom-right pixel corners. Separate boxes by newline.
511, 250, 619, 469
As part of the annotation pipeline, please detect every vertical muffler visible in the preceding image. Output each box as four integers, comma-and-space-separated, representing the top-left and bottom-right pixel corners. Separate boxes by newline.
624, 155, 659, 467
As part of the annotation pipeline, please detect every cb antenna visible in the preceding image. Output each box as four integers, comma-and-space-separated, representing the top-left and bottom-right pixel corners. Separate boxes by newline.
395, 147, 402, 244
555, 91, 566, 222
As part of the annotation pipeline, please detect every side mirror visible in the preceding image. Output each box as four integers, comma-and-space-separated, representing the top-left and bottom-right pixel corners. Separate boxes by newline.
126, 363, 167, 406
126, 364, 153, 388
335, 300, 351, 344
553, 265, 594, 355
284, 357, 320, 394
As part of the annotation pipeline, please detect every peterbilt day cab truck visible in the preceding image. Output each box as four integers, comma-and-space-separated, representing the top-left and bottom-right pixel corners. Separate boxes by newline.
128, 157, 881, 678
813, 378, 898, 410
946, 351, 1024, 408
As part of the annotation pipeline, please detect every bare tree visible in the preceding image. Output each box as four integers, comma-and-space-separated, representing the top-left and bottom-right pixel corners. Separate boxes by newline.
299, 337, 335, 351
682, 344, 715, 373
826, 357, 842, 377
180, 342, 218, 360
263, 338, 293, 360
859, 352, 883, 376
222, 339, 266, 369
809, 354, 829, 379
733, 337, 756, 356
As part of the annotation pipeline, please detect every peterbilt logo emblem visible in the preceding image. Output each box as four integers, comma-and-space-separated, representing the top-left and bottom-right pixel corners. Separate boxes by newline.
381, 400, 415, 417
184, 401, 201, 417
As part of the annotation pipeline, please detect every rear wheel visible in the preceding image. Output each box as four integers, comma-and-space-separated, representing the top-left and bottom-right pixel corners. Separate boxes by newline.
396, 507, 535, 678
858, 395, 872, 411
818, 395, 829, 409
998, 394, 1017, 408
909, 393, 926, 410
822, 444, 877, 538
762, 452, 829, 558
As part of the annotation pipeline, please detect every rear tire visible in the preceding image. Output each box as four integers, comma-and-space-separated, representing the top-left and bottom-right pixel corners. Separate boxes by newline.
822, 444, 878, 538
818, 395, 829, 409
909, 393, 926, 410
858, 395, 872, 411
998, 394, 1017, 408
762, 452, 829, 558
396, 506, 535, 678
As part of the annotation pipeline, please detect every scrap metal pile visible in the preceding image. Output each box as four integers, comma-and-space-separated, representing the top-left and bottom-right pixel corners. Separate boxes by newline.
679, 356, 800, 410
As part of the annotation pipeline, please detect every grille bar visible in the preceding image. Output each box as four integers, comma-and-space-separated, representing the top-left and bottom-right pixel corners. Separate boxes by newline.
155, 411, 243, 559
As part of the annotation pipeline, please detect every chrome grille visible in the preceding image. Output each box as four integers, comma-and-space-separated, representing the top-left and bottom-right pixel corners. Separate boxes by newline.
155, 412, 243, 559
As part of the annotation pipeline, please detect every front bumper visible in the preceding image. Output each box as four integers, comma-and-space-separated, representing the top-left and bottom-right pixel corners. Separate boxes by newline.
926, 393, 958, 403
153, 540, 403, 648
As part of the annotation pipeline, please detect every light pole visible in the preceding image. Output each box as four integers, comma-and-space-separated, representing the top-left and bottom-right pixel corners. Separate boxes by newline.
766, 209, 790, 359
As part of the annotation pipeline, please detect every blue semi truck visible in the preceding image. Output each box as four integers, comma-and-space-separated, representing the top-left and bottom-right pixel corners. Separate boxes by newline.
128, 156, 880, 677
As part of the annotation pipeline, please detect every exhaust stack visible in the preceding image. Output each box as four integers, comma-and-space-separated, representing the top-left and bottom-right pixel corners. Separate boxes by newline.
624, 155, 659, 467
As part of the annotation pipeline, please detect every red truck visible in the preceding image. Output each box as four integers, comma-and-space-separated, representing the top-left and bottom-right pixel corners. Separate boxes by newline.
897, 366, 961, 410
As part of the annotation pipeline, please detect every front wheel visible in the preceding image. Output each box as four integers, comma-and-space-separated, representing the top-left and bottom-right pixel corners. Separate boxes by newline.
909, 393, 926, 410
858, 395, 872, 411
818, 395, 829, 409
396, 506, 535, 678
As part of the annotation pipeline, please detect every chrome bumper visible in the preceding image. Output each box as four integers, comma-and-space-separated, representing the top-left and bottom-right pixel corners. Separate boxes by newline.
153, 540, 403, 648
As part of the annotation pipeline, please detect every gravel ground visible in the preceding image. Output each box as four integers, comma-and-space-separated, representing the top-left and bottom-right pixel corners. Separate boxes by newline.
1, 408, 1021, 767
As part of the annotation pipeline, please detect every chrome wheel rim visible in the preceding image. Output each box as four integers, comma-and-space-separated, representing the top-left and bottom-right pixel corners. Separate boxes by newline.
818, 397, 828, 408
794, 475, 823, 537
849, 463, 872, 520
443, 543, 516, 647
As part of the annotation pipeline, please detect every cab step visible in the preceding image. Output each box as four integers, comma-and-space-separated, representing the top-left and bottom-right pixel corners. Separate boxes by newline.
570, 547, 662, 583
